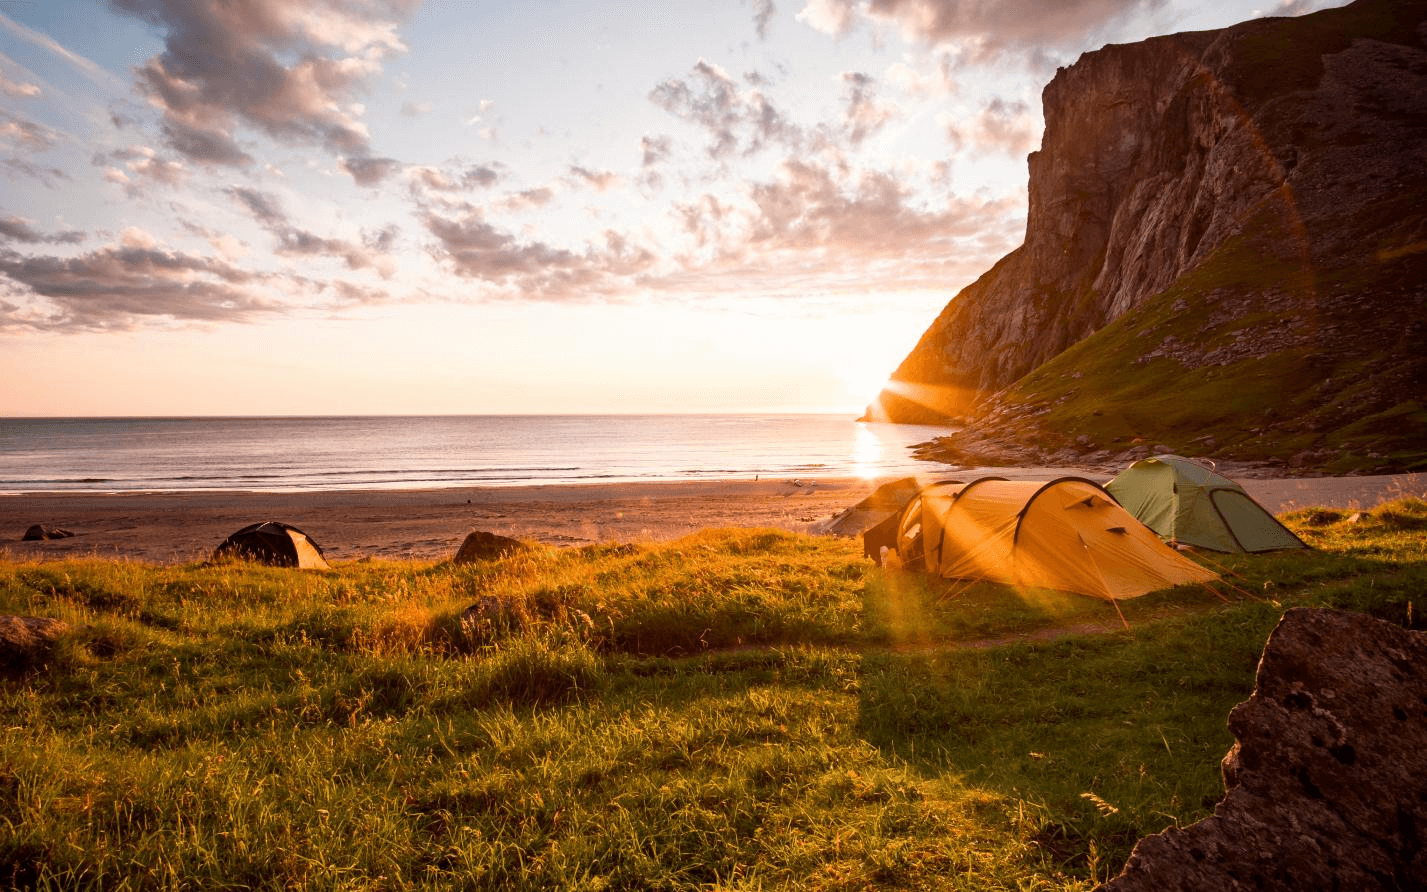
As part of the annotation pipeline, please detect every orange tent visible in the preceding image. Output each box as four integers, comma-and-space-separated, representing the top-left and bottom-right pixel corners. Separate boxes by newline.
892, 477, 1218, 601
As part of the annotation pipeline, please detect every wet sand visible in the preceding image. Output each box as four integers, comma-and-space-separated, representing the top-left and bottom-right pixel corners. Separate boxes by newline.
2, 469, 1421, 565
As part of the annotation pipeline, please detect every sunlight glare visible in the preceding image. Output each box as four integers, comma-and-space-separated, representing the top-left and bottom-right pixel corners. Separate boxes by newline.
851, 423, 884, 480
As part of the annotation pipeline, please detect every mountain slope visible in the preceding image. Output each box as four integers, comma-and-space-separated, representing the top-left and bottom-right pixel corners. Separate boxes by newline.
867, 0, 1427, 474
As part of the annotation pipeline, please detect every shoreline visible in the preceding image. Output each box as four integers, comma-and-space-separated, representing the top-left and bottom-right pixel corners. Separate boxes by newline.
2, 470, 1421, 565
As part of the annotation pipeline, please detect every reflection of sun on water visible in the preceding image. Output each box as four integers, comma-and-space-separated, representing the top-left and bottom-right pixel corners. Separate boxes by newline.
851, 424, 883, 479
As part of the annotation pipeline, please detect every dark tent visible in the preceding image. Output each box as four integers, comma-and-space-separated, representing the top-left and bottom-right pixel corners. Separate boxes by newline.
213, 521, 329, 569
817, 477, 942, 560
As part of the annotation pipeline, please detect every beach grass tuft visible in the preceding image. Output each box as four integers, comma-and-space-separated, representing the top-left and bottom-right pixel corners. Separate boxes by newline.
1, 501, 1423, 888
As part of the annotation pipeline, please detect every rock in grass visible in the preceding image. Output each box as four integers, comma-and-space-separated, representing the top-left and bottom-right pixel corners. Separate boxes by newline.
21, 524, 73, 541
460, 596, 523, 636
453, 531, 528, 564
1099, 608, 1427, 891
0, 615, 70, 670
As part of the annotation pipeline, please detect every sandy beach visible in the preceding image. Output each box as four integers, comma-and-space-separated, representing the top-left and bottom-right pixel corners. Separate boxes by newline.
2, 468, 1422, 565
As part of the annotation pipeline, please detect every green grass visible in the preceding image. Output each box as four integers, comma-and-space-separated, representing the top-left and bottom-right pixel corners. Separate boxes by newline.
3, 501, 1425, 889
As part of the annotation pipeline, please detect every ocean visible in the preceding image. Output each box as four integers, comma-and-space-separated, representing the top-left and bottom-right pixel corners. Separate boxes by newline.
0, 415, 957, 494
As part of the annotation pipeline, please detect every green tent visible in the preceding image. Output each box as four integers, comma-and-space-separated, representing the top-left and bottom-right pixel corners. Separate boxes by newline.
1105, 455, 1308, 554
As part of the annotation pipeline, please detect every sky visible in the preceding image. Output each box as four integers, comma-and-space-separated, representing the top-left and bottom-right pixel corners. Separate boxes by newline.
0, 0, 1343, 417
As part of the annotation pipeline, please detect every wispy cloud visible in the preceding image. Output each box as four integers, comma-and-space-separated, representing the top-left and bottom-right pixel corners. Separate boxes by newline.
840, 71, 897, 145
227, 186, 397, 276
650, 60, 801, 158
567, 165, 623, 192
745, 0, 777, 38
0, 71, 39, 98
797, 0, 1168, 51
0, 157, 70, 187
0, 215, 83, 245
340, 155, 401, 186
0, 10, 126, 92
0, 239, 280, 331
406, 163, 503, 195
0, 110, 61, 151
942, 97, 1037, 155
92, 145, 187, 193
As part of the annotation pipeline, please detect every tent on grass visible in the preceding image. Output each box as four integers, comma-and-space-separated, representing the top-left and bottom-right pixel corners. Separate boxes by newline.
1105, 455, 1308, 553
890, 477, 1218, 601
820, 477, 939, 556
213, 521, 329, 569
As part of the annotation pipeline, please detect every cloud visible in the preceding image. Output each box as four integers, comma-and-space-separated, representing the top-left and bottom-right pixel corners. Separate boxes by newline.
502, 187, 557, 212
421, 208, 655, 298
797, 0, 1168, 51
0, 240, 281, 331
400, 99, 432, 117
0, 215, 84, 245
666, 157, 1024, 295
128, 154, 186, 187
93, 145, 187, 192
420, 150, 1020, 304
160, 118, 253, 166
0, 157, 71, 187
339, 155, 400, 186
884, 55, 957, 96
228, 186, 287, 228
640, 135, 672, 168
406, 163, 502, 194
1275, 0, 1336, 14
0, 72, 40, 98
942, 98, 1037, 156
180, 220, 251, 261
227, 186, 395, 275
797, 0, 858, 36
109, 0, 415, 165
422, 209, 579, 284
0, 111, 61, 151
462, 164, 500, 188
840, 71, 897, 145
745, 0, 777, 38
567, 165, 623, 192
363, 224, 399, 252
649, 59, 801, 158
744, 160, 967, 251
0, 9, 126, 93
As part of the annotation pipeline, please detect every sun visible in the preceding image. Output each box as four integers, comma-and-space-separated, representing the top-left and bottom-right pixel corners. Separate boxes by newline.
834, 356, 892, 411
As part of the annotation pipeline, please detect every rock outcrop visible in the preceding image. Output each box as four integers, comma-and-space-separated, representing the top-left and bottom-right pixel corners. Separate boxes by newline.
21, 524, 73, 541
0, 615, 69, 670
1100, 608, 1427, 890
870, 0, 1427, 474
452, 531, 528, 564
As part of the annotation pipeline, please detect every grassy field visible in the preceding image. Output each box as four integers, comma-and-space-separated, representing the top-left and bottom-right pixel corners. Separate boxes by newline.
2, 498, 1425, 890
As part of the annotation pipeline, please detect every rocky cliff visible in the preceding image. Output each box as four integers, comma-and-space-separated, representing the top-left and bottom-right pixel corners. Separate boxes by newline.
870, 0, 1427, 474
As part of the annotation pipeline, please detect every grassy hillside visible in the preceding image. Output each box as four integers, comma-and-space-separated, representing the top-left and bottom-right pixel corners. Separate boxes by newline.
3, 499, 1426, 889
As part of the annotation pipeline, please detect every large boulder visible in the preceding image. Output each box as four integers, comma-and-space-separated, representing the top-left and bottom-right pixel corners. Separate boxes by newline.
452, 531, 528, 564
0, 615, 70, 670
1100, 607, 1427, 890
